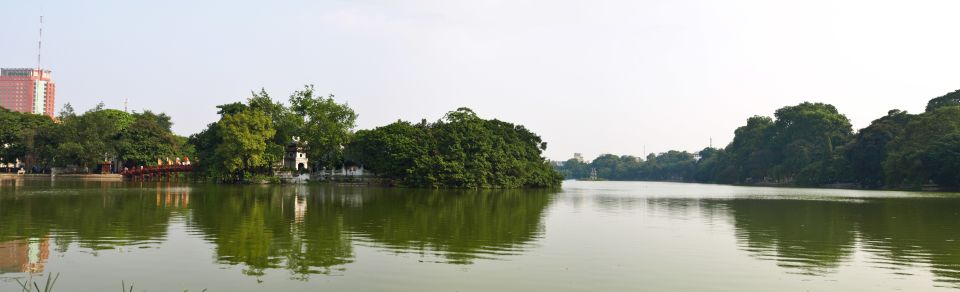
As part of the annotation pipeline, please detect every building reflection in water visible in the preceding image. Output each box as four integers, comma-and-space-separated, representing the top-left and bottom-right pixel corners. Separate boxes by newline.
294, 186, 307, 224
0, 176, 25, 189
0, 238, 50, 274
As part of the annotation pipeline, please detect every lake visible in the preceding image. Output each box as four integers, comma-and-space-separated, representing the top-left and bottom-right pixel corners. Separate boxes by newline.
1, 178, 960, 291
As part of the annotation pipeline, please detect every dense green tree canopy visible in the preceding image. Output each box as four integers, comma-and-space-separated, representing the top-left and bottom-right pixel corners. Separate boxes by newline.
216, 109, 276, 181
844, 110, 912, 188
925, 89, 960, 112
190, 85, 356, 182
290, 85, 358, 169
771, 103, 853, 184
116, 111, 184, 167
0, 107, 55, 165
0, 103, 186, 172
883, 106, 960, 187
346, 108, 562, 188
558, 90, 960, 190
726, 115, 775, 183
346, 121, 428, 180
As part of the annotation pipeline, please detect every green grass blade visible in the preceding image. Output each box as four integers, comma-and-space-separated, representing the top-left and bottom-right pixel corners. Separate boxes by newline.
14, 278, 29, 292
45, 273, 60, 292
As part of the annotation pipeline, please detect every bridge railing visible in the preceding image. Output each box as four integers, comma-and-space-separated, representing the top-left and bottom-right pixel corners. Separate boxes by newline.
120, 165, 193, 177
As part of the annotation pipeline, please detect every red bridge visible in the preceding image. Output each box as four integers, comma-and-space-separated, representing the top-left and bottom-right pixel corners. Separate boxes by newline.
121, 164, 193, 181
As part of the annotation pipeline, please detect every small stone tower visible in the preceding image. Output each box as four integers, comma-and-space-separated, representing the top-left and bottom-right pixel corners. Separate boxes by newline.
283, 136, 309, 172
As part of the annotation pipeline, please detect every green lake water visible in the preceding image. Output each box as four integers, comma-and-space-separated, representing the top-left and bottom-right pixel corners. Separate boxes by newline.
1, 178, 960, 291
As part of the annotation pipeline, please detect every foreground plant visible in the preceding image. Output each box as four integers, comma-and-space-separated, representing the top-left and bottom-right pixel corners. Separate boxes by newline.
14, 273, 59, 292
122, 281, 207, 292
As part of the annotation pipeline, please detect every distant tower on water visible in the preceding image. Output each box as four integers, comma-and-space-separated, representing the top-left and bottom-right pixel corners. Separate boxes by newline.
0, 16, 57, 118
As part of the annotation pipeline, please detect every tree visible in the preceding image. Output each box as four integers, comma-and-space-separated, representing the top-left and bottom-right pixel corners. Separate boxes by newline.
0, 108, 55, 170
116, 111, 182, 167
591, 154, 625, 180
925, 89, 960, 112
884, 106, 960, 187
15, 117, 58, 171
188, 123, 223, 178
557, 158, 591, 179
0, 107, 25, 163
248, 89, 300, 166
771, 102, 853, 184
346, 121, 428, 180
726, 115, 775, 183
844, 110, 912, 188
215, 109, 276, 181
54, 107, 133, 170
922, 133, 960, 188
289, 85, 357, 169
694, 147, 736, 183
190, 86, 357, 181
647, 150, 697, 181
345, 108, 562, 188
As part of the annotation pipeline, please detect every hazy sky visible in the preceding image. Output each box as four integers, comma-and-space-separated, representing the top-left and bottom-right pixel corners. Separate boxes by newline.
3, 0, 959, 160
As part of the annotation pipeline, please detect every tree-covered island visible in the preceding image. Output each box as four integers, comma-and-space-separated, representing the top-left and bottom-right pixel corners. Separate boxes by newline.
0, 85, 562, 188
557, 89, 960, 190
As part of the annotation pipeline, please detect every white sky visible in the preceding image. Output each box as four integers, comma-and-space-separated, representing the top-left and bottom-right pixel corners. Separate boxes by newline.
2, 0, 959, 160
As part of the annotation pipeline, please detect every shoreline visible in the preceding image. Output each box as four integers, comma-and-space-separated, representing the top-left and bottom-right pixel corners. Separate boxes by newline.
0, 173, 123, 181
568, 179, 952, 193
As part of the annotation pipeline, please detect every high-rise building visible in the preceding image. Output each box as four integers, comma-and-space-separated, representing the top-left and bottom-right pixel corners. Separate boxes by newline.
0, 68, 56, 118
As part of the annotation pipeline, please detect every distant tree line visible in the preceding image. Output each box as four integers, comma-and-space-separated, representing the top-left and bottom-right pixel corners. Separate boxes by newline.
0, 103, 188, 172
557, 89, 960, 190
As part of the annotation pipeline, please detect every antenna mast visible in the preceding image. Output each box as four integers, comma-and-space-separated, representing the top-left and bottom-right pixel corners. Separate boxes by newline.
38, 16, 43, 72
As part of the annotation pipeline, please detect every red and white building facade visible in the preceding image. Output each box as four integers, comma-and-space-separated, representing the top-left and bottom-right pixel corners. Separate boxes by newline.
0, 68, 56, 118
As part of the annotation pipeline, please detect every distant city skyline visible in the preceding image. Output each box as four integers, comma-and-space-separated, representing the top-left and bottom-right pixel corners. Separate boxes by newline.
3, 0, 960, 160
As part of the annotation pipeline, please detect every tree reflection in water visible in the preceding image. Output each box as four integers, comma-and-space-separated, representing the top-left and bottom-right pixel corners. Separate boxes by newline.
187, 185, 354, 278
0, 182, 178, 253
4, 180, 960, 288
703, 198, 960, 287
345, 188, 554, 264
185, 185, 555, 279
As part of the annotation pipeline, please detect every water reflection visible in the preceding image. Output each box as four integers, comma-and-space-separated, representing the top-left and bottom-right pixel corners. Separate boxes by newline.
577, 182, 960, 288
0, 182, 556, 281
0, 182, 175, 251
700, 198, 960, 287
855, 199, 960, 287
187, 185, 356, 278
184, 185, 554, 278
7, 180, 960, 289
0, 238, 49, 273
721, 200, 856, 274
346, 188, 554, 264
